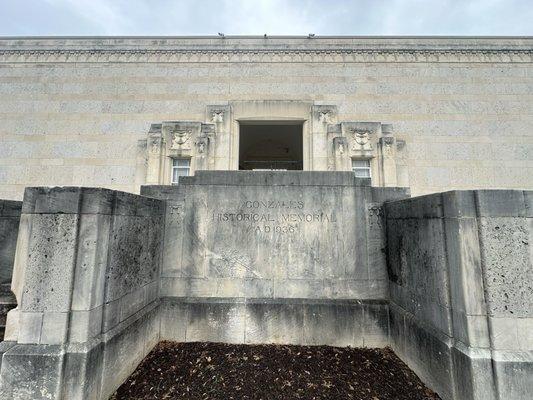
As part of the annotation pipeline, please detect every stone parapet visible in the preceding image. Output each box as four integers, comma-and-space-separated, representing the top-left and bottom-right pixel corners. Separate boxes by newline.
0, 178, 531, 399
0, 187, 164, 399
385, 190, 533, 400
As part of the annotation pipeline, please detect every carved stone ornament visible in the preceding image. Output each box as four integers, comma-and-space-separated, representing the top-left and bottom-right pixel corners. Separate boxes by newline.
211, 110, 224, 123
170, 128, 192, 149
149, 138, 161, 154
351, 129, 373, 151
195, 136, 209, 154
383, 137, 395, 156
319, 110, 334, 124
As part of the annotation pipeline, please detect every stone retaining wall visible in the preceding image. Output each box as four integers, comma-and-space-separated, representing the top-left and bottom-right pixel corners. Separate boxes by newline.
0, 187, 164, 399
0, 176, 531, 400
142, 171, 408, 347
385, 190, 533, 400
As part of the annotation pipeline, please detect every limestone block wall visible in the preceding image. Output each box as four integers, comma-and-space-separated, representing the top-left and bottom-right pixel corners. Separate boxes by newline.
142, 171, 409, 347
0, 199, 21, 340
385, 190, 533, 400
0, 37, 532, 199
0, 187, 164, 400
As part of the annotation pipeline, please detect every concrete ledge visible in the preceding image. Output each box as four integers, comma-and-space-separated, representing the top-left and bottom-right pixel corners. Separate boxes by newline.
159, 297, 389, 348
160, 277, 389, 300
178, 171, 370, 187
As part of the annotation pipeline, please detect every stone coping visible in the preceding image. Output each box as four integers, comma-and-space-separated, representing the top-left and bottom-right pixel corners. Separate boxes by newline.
0, 36, 532, 50
385, 189, 533, 219
179, 171, 371, 187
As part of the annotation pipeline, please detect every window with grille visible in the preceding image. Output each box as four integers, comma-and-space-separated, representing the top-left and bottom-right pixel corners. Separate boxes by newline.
171, 158, 190, 185
352, 159, 371, 180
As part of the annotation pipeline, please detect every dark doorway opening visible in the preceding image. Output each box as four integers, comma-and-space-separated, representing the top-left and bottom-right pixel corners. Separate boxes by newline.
238, 122, 303, 170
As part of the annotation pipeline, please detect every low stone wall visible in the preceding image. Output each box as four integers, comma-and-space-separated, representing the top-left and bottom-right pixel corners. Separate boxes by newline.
0, 200, 21, 340
160, 298, 389, 348
385, 190, 533, 400
1, 178, 531, 400
142, 171, 409, 347
0, 187, 164, 399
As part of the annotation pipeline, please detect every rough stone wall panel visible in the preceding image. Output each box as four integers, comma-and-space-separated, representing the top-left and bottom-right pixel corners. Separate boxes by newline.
105, 214, 163, 303
21, 214, 78, 313
386, 189, 533, 400
478, 217, 532, 317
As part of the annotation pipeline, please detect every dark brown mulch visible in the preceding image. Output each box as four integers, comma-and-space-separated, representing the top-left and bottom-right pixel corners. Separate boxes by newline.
111, 341, 440, 400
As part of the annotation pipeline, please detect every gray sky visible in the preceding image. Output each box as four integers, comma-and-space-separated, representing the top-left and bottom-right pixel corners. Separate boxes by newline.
1, 0, 532, 36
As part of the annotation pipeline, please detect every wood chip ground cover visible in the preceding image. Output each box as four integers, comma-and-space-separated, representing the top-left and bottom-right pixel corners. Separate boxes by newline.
111, 341, 441, 400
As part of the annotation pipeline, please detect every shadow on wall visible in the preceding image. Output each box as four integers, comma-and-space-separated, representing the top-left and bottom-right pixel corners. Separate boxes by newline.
0, 200, 21, 340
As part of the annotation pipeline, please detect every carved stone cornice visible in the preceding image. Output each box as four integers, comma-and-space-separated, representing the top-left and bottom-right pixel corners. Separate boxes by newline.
0, 48, 531, 63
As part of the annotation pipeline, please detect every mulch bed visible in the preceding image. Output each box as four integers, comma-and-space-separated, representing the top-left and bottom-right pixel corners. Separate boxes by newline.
111, 341, 440, 400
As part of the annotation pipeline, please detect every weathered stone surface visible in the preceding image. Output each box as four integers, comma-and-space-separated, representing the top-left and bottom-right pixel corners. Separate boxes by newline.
144, 171, 408, 301
475, 190, 527, 217
2, 38, 533, 198
105, 214, 162, 303
159, 298, 386, 348
451, 344, 496, 400
478, 217, 533, 318
386, 214, 451, 335
0, 201, 21, 285
100, 308, 160, 400
0, 344, 63, 400
0, 199, 21, 340
492, 350, 533, 399
387, 190, 533, 400
62, 342, 104, 400
2, 181, 533, 400
21, 213, 79, 313
0, 187, 164, 400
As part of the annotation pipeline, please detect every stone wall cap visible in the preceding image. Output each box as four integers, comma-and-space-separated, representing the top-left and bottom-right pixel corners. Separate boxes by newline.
180, 171, 370, 187
21, 186, 164, 215
0, 36, 532, 51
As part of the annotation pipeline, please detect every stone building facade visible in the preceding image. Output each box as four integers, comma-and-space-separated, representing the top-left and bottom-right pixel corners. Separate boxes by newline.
0, 36, 533, 198
0, 37, 532, 400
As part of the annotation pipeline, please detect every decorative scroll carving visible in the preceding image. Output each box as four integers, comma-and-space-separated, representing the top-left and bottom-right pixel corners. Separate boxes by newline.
170, 128, 192, 149
351, 129, 373, 151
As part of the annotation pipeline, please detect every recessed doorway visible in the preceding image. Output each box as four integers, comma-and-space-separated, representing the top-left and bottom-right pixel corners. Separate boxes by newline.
238, 122, 303, 170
